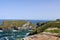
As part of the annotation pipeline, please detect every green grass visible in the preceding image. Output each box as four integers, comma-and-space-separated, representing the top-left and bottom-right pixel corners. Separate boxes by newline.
16, 38, 22, 40
0, 20, 35, 28
45, 29, 60, 33
29, 20, 60, 35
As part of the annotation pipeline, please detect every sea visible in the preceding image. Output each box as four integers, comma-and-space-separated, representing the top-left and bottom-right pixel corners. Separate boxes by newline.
0, 20, 48, 40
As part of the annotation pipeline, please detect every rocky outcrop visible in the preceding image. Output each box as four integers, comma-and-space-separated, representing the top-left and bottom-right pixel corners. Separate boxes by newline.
17, 22, 34, 30
22, 34, 60, 40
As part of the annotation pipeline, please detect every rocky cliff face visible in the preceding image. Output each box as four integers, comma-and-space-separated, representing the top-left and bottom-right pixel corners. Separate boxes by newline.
23, 34, 60, 40
18, 22, 35, 30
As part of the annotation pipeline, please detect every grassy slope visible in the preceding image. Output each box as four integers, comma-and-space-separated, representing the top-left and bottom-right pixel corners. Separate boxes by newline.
0, 20, 35, 28
37, 20, 60, 33
45, 29, 60, 33
29, 20, 60, 35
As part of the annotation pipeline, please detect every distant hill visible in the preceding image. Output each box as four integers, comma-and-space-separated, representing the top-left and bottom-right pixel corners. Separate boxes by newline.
0, 20, 48, 29
0, 20, 36, 28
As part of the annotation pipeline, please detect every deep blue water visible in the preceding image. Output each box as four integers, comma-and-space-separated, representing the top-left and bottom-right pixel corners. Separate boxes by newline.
27, 20, 48, 25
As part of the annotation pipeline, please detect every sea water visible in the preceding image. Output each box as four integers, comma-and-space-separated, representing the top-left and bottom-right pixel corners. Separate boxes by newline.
0, 30, 32, 40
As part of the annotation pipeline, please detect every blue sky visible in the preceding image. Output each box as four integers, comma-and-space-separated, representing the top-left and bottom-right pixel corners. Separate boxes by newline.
0, 0, 60, 20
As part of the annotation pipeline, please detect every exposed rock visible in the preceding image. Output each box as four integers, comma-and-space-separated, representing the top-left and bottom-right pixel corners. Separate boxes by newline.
18, 22, 34, 30
22, 34, 60, 40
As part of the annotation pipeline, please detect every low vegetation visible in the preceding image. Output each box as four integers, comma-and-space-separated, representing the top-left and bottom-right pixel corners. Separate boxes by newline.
0, 20, 35, 30
45, 29, 60, 33
29, 19, 60, 35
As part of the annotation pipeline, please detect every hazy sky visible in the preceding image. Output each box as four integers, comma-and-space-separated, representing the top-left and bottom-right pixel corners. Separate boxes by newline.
0, 0, 60, 20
